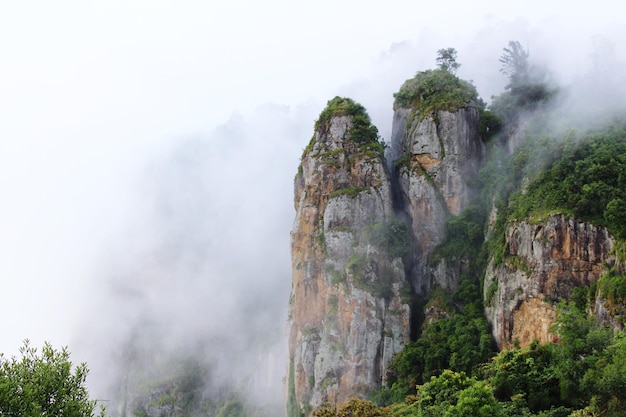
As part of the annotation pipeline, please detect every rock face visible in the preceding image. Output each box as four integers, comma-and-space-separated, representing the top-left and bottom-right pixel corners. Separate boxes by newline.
484, 214, 615, 348
391, 107, 484, 293
288, 112, 410, 414
288, 97, 485, 414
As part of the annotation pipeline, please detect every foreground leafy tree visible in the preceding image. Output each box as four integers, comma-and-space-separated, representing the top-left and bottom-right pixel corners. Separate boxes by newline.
445, 381, 505, 417
481, 341, 562, 412
416, 370, 474, 417
0, 340, 105, 417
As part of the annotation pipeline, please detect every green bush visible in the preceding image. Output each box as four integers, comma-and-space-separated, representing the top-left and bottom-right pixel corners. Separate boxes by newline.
481, 342, 561, 412
393, 69, 479, 114
382, 313, 494, 402
0, 340, 106, 417
432, 205, 486, 262
315, 96, 379, 144
597, 272, 626, 324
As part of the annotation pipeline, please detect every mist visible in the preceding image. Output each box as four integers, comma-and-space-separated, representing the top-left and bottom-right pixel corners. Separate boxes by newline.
71, 105, 313, 411
1, 1, 625, 415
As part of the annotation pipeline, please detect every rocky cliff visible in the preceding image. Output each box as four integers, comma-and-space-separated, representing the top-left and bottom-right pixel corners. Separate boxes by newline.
484, 214, 615, 348
288, 98, 410, 414
288, 79, 486, 413
391, 106, 483, 293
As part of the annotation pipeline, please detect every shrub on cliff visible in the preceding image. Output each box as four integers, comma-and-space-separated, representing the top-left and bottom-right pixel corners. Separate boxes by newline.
314, 96, 379, 144
301, 97, 382, 160
393, 69, 479, 113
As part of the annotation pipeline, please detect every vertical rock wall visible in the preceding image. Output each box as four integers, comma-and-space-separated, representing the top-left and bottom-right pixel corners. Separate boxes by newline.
391, 106, 484, 293
483, 214, 615, 348
288, 114, 410, 414
287, 99, 485, 416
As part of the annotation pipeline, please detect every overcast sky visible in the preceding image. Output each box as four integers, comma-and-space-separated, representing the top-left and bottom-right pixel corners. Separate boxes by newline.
1, 0, 624, 399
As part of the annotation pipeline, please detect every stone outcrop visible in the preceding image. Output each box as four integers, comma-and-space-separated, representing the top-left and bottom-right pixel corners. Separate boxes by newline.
288, 96, 485, 414
288, 110, 410, 414
484, 214, 615, 348
391, 106, 484, 293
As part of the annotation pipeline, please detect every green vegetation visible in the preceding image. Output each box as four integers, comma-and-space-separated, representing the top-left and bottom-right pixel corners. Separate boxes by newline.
302, 97, 382, 160
431, 205, 486, 264
287, 359, 300, 417
314, 303, 626, 416
436, 48, 460, 74
478, 110, 502, 141
375, 310, 493, 404
506, 126, 626, 239
144, 358, 206, 415
393, 69, 479, 114
491, 41, 554, 130
347, 252, 395, 300
315, 97, 379, 145
328, 186, 371, 199
343, 218, 412, 300
0, 340, 106, 417
327, 263, 348, 286
216, 395, 248, 417
597, 271, 626, 324
374, 273, 494, 404
313, 398, 391, 417
363, 220, 412, 259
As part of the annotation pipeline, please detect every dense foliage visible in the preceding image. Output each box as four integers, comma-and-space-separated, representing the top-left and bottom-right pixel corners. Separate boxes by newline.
0, 340, 106, 417
507, 126, 626, 239
314, 303, 626, 416
313, 398, 391, 417
314, 96, 380, 145
393, 69, 479, 113
376, 311, 494, 405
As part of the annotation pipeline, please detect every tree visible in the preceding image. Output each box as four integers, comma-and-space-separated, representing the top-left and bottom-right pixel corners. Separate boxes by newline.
444, 381, 505, 417
491, 40, 553, 128
312, 399, 391, 417
417, 370, 474, 417
436, 48, 461, 74
337, 398, 390, 417
0, 340, 106, 417
499, 41, 530, 88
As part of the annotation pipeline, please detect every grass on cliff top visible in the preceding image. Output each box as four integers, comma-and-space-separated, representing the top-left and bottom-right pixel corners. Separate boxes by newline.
314, 96, 379, 144
393, 68, 479, 114
299, 97, 384, 174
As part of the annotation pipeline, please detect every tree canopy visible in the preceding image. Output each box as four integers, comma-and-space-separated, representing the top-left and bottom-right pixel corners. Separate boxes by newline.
436, 48, 461, 74
499, 41, 530, 88
0, 340, 106, 417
